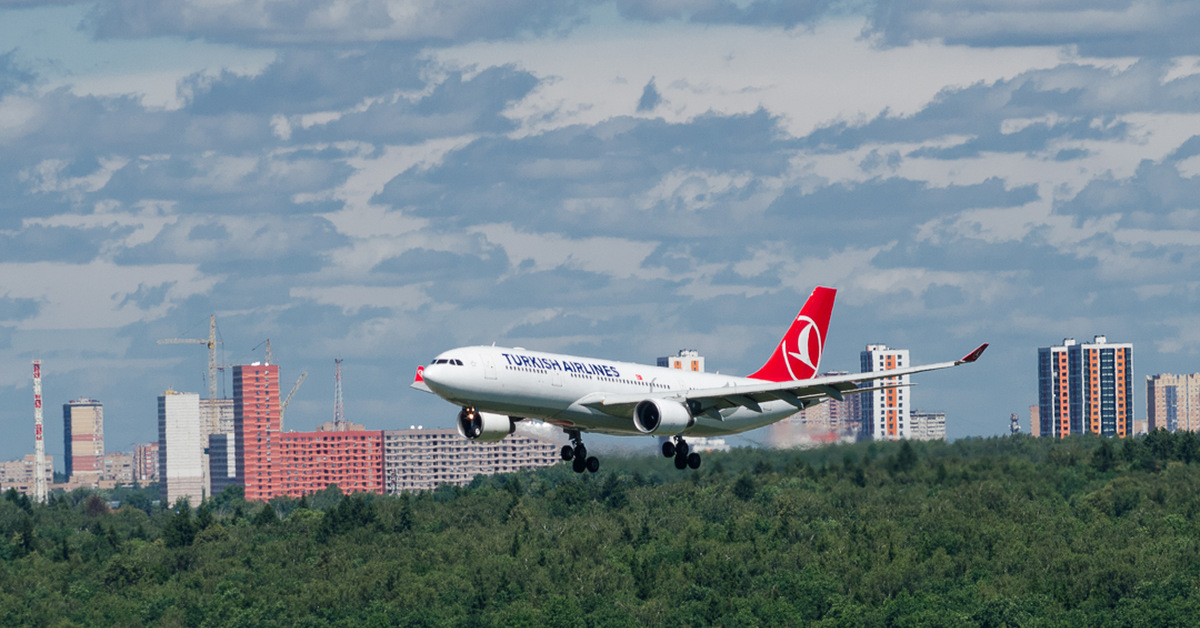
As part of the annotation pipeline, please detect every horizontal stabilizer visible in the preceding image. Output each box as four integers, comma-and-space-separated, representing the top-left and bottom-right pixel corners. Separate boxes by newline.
410, 366, 432, 393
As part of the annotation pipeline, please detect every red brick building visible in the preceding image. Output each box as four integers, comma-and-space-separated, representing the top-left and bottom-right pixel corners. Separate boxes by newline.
235, 364, 280, 501
276, 430, 384, 497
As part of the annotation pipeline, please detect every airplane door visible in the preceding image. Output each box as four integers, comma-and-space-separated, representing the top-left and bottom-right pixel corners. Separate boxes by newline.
552, 370, 562, 387
484, 357, 497, 380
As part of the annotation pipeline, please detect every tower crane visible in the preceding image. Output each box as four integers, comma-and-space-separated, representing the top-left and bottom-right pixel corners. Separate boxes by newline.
334, 358, 345, 431
158, 315, 221, 400
280, 371, 307, 430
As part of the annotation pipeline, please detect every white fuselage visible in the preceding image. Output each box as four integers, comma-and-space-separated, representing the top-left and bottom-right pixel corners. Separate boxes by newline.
420, 345, 803, 436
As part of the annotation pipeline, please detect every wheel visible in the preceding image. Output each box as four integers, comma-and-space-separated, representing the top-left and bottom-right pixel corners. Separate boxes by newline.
586, 457, 600, 473
661, 441, 676, 458
687, 452, 702, 469
572, 456, 587, 473
674, 454, 687, 470
561, 445, 574, 461
575, 445, 587, 461
676, 441, 689, 458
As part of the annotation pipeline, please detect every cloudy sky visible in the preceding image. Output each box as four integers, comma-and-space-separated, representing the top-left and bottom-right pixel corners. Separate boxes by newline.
3, 0, 1200, 466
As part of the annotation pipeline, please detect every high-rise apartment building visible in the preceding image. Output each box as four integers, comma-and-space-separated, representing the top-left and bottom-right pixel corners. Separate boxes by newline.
235, 363, 280, 501
1037, 336, 1133, 438
133, 442, 159, 484
199, 398, 234, 496
1147, 373, 1200, 432
383, 428, 559, 493
860, 345, 911, 440
200, 398, 235, 436
63, 398, 104, 480
658, 349, 705, 372
208, 433, 238, 498
158, 391, 204, 505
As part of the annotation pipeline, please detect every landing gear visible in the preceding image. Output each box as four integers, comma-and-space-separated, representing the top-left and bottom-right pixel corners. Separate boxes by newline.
662, 436, 701, 470
562, 430, 599, 474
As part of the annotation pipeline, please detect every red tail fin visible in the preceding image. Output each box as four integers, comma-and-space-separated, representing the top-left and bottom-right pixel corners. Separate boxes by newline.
747, 286, 836, 382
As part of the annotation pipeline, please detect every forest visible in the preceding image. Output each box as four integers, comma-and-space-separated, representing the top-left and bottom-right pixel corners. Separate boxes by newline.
4, 431, 1200, 627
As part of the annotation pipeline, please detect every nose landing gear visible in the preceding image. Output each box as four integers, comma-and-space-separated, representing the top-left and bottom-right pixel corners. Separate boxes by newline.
661, 436, 701, 470
560, 430, 599, 473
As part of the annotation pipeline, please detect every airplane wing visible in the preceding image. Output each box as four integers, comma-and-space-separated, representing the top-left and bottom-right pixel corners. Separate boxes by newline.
581, 343, 987, 419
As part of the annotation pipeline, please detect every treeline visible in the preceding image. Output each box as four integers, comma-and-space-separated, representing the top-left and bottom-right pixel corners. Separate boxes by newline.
4, 432, 1200, 626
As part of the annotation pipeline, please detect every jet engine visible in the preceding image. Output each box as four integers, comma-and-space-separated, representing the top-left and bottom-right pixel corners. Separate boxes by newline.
457, 408, 516, 442
633, 399, 693, 435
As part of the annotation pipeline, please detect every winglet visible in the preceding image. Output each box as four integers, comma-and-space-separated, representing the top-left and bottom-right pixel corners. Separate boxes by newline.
410, 366, 432, 393
957, 343, 988, 364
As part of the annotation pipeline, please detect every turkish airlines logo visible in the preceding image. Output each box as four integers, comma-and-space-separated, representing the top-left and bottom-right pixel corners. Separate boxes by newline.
784, 316, 822, 379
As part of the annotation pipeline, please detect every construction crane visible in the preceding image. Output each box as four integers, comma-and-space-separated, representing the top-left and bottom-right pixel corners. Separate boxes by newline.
158, 315, 221, 400
251, 339, 274, 366
333, 358, 345, 431
280, 371, 307, 430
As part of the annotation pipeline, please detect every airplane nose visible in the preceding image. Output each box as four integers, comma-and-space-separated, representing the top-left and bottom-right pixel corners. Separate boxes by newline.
422, 363, 445, 385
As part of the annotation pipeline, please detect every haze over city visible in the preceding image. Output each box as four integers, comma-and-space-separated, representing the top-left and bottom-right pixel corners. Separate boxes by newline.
4, 1, 1200, 464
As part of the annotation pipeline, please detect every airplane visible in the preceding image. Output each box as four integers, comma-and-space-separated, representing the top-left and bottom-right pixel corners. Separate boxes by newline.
412, 286, 987, 473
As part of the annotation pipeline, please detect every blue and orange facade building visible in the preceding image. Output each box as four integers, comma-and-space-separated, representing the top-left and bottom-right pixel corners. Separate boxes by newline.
1037, 336, 1133, 438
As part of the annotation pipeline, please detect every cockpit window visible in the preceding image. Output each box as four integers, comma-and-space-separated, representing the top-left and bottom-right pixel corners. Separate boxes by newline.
431, 358, 465, 366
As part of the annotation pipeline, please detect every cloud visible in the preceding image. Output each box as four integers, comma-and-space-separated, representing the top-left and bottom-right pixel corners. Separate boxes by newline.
864, 0, 1200, 57
181, 47, 423, 115
0, 224, 120, 263
1056, 154, 1200, 229
616, 0, 836, 28
375, 109, 795, 238
85, 0, 595, 45
637, 77, 662, 112
0, 50, 36, 97
0, 261, 217, 330
0, 296, 40, 323
294, 65, 539, 144
115, 213, 347, 274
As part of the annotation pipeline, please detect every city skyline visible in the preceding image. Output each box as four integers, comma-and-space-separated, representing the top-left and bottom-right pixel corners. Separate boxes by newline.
6, 1, 1200, 461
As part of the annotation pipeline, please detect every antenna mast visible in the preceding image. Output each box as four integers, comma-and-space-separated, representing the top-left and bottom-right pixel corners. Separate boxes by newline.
333, 358, 344, 431
32, 360, 47, 503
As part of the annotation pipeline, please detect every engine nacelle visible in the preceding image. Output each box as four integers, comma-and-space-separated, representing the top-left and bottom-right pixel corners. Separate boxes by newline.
457, 408, 516, 442
633, 399, 694, 435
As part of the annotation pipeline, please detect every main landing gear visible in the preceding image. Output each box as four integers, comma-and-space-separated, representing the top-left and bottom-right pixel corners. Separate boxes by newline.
662, 436, 702, 470
560, 430, 599, 474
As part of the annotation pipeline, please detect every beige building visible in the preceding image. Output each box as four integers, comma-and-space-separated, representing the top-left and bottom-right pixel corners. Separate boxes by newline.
909, 410, 947, 441
63, 399, 104, 481
100, 452, 134, 484
0, 454, 54, 496
1147, 373, 1200, 432
383, 428, 559, 493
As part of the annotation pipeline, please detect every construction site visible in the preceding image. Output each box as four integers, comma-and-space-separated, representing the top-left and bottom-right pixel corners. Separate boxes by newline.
6, 315, 560, 503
